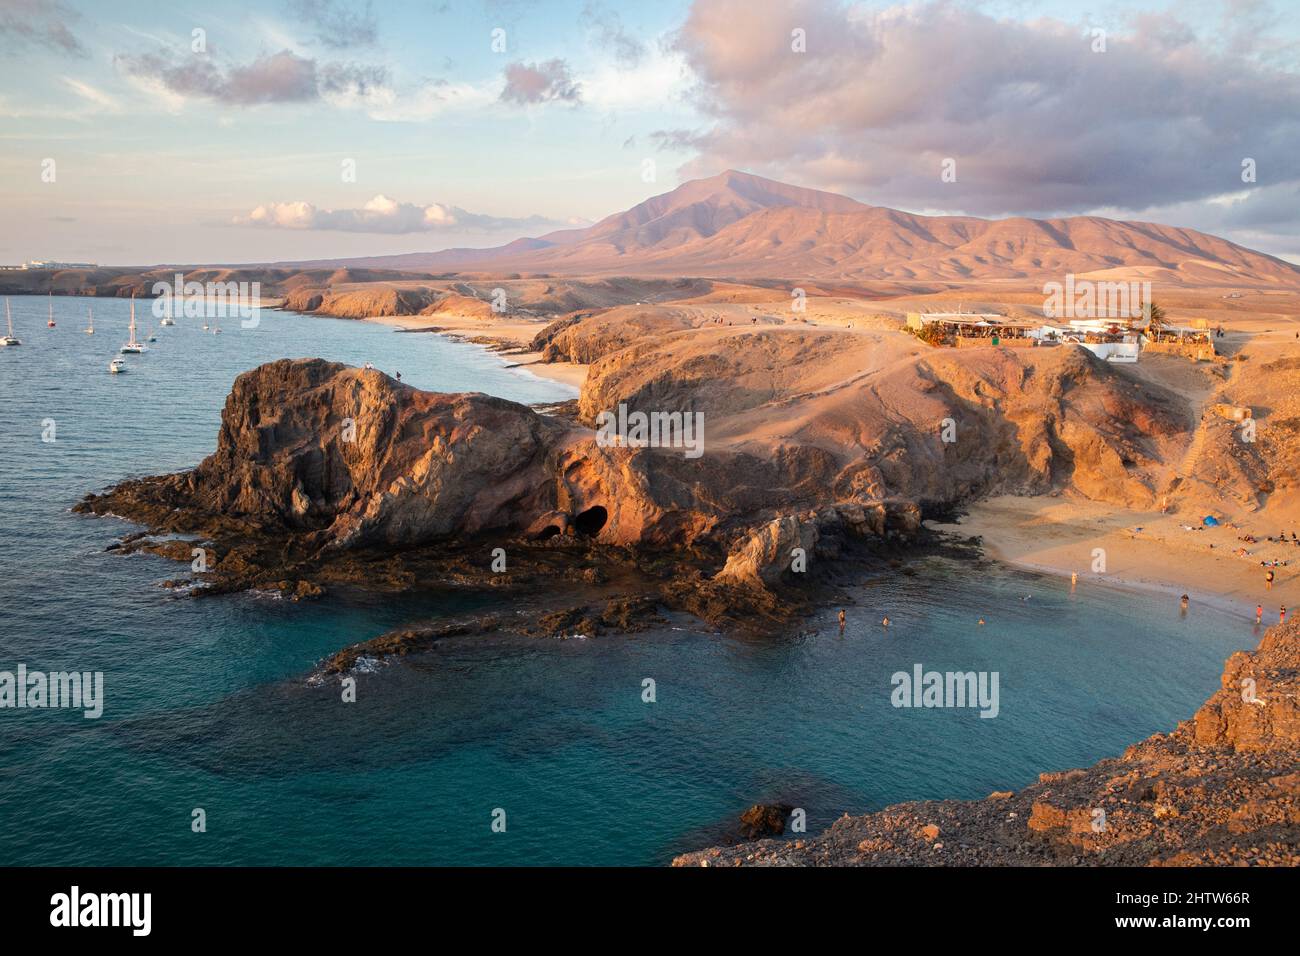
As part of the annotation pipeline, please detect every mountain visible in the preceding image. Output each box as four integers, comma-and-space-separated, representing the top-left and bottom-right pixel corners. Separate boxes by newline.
276, 170, 1300, 287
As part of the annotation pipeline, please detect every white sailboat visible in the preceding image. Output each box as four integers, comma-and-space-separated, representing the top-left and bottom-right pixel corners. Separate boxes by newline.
2, 298, 20, 346
120, 294, 147, 353
46, 293, 55, 328
109, 357, 126, 374
85, 305, 94, 334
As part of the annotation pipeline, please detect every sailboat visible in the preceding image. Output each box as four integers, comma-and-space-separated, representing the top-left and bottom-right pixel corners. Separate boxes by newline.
120, 294, 147, 353
85, 306, 94, 334
108, 357, 126, 374
2, 298, 20, 346
47, 293, 55, 327
160, 314, 175, 327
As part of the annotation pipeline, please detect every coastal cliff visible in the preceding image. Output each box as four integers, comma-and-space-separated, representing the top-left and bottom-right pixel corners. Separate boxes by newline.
674, 622, 1300, 866
77, 332, 1182, 600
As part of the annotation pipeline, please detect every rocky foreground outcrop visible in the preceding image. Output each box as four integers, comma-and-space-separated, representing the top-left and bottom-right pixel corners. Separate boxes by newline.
674, 623, 1300, 866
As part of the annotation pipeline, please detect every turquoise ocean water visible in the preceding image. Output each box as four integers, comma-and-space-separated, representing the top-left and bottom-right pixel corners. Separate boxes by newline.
0, 295, 1258, 865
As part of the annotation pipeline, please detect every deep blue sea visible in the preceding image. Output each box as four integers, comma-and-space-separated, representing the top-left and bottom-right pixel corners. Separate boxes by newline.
0, 294, 1259, 865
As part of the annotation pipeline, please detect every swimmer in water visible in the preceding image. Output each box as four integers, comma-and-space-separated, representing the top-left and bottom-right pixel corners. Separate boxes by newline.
881, 616, 890, 628
837, 609, 846, 632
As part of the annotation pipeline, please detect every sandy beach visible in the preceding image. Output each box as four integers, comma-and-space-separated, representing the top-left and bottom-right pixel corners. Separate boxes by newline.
364, 313, 588, 390
932, 495, 1300, 619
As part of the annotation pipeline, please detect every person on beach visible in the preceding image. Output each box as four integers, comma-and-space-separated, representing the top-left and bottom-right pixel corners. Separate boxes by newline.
1281, 606, 1288, 625
1070, 571, 1078, 591
1266, 569, 1275, 590
1257, 604, 1264, 624
838, 609, 846, 633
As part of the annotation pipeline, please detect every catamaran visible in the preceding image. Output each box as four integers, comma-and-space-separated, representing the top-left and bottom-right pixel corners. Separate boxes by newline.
120, 295, 147, 354
85, 306, 94, 334
2, 298, 20, 346
47, 293, 55, 328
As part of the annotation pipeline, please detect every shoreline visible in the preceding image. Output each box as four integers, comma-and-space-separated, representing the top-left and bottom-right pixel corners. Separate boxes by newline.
361, 313, 589, 390
930, 495, 1300, 622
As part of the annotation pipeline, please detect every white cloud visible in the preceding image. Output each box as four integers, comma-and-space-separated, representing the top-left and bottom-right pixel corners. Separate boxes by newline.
61, 76, 120, 112
236, 194, 565, 234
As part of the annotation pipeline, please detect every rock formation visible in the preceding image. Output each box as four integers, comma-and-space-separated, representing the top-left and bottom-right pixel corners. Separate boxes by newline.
78, 319, 1194, 604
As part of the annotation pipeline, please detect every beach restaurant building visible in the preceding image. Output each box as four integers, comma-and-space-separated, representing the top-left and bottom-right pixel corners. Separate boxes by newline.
1029, 319, 1142, 363
905, 312, 1038, 347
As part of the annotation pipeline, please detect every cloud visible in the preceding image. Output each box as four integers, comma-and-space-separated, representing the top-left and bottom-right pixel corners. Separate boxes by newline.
0, 0, 84, 55
666, 0, 1300, 218
116, 48, 323, 104
583, 2, 646, 67
114, 46, 398, 109
288, 0, 377, 49
500, 58, 581, 105
62, 77, 120, 112
236, 194, 565, 234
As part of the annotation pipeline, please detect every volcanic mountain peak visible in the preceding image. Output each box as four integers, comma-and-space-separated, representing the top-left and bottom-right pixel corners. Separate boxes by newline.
279, 171, 1300, 288
556, 169, 870, 253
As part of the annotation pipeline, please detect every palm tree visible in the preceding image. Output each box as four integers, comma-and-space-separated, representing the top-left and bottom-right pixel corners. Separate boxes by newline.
1144, 301, 1167, 337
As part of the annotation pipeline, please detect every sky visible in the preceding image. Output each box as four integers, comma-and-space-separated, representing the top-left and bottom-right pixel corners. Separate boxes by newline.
1, 0, 1298, 266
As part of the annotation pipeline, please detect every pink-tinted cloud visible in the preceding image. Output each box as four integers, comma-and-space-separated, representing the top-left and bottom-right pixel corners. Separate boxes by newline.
500, 58, 581, 104
115, 48, 388, 106
667, 0, 1300, 217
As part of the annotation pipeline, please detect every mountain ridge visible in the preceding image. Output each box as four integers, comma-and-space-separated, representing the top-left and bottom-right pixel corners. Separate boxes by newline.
270, 170, 1300, 287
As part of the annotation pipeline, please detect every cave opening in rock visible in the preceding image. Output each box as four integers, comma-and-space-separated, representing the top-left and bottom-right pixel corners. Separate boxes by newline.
574, 505, 608, 537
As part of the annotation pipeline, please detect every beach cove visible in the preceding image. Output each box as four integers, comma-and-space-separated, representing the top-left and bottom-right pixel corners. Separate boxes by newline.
0, 294, 1262, 865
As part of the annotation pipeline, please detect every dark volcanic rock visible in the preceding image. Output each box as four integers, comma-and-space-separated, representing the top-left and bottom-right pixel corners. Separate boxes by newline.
739, 804, 795, 838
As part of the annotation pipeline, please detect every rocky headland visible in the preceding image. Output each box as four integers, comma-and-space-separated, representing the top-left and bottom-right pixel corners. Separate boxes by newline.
76, 306, 1187, 639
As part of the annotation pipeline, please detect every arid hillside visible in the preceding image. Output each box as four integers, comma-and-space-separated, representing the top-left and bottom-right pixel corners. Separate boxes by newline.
280, 171, 1300, 288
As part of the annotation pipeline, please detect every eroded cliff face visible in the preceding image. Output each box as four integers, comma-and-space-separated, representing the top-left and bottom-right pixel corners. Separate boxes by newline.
77, 330, 1192, 598
673, 622, 1300, 867
577, 326, 1186, 512
127, 359, 566, 548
